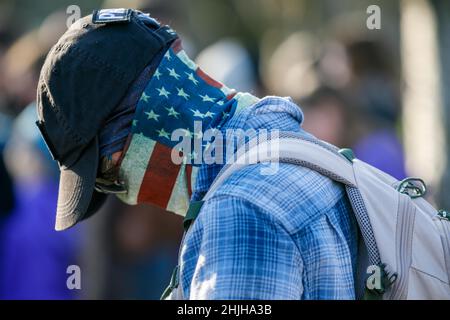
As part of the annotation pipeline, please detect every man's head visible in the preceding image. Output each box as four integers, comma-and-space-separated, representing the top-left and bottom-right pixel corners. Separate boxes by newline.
36, 9, 178, 230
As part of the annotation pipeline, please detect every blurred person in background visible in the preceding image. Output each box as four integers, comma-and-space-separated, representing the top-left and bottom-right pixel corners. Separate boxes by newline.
300, 86, 352, 148
104, 201, 182, 299
195, 39, 259, 94
0, 113, 15, 286
0, 11, 81, 300
0, 151, 14, 220
0, 10, 69, 115
345, 40, 407, 180
0, 26, 17, 291
0, 104, 81, 299
0, 114, 14, 220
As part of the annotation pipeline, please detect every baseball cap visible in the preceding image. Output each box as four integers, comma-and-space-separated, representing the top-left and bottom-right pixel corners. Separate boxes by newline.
36, 9, 178, 231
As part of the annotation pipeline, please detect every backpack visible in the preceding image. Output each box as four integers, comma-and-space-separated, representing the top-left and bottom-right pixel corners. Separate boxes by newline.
197, 132, 450, 300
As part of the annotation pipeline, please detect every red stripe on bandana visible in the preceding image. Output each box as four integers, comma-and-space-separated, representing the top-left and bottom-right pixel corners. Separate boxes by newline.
137, 142, 181, 208
172, 39, 183, 53
196, 68, 223, 89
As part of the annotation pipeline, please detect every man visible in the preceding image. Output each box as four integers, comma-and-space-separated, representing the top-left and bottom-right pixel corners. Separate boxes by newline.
36, 9, 357, 299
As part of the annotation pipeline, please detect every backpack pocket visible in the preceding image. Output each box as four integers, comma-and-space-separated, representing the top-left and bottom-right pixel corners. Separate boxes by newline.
407, 267, 450, 299
403, 203, 450, 299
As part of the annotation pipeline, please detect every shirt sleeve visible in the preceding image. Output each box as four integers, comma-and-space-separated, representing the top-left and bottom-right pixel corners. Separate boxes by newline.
182, 194, 304, 300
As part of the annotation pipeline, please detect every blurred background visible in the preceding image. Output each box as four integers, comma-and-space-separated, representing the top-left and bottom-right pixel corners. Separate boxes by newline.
0, 0, 449, 299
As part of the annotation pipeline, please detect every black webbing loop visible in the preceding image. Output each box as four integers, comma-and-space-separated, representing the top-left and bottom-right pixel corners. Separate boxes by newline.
183, 201, 204, 232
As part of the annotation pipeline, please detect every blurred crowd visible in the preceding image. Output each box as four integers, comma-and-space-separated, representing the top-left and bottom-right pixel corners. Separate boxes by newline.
0, 0, 414, 299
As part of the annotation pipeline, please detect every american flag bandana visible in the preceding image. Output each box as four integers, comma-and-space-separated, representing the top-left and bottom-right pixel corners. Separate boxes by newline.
117, 40, 259, 216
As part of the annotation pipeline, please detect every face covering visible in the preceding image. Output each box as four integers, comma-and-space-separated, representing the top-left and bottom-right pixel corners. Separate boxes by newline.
110, 39, 259, 216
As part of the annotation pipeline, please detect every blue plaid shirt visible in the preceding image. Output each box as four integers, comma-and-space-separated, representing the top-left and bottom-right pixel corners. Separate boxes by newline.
180, 96, 358, 299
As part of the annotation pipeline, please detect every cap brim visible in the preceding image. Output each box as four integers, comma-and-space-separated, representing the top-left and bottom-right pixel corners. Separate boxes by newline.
55, 136, 107, 231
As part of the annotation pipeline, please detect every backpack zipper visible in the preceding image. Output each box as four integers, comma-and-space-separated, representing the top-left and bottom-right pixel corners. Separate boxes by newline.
388, 194, 415, 299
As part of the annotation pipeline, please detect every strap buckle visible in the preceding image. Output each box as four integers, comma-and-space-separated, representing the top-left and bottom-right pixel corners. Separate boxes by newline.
438, 210, 450, 221
397, 177, 427, 199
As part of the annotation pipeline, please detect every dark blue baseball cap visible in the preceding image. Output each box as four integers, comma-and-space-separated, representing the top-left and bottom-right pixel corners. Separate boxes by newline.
36, 9, 178, 230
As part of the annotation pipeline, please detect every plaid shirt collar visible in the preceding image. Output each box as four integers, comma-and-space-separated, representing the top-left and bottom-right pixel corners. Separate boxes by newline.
191, 96, 305, 200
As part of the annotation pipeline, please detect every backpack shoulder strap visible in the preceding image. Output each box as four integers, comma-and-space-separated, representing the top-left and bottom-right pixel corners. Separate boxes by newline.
203, 133, 356, 201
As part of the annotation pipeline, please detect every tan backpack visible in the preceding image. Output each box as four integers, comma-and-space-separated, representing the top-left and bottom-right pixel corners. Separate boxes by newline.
201, 133, 450, 300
